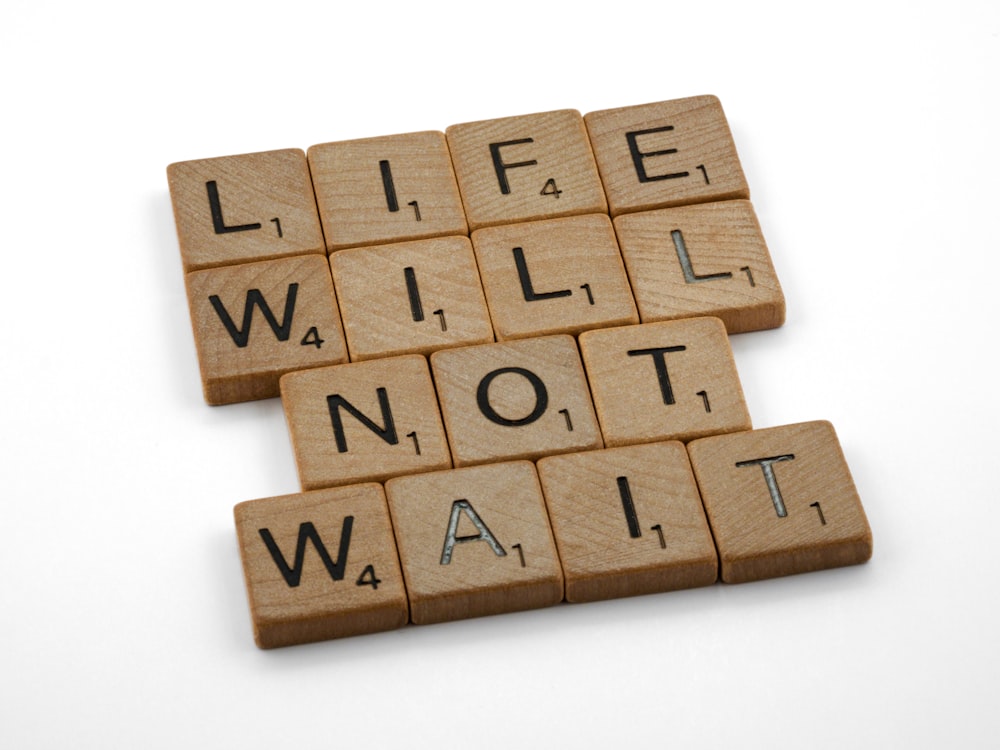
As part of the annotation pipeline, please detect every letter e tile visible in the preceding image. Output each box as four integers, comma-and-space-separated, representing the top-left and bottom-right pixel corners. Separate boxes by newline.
687, 421, 873, 583
234, 484, 409, 648
537, 442, 718, 603
385, 462, 564, 625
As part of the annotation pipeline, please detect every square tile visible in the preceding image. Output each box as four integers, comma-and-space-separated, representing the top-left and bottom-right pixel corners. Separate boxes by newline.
471, 214, 638, 340
430, 335, 603, 466
687, 420, 873, 583
614, 200, 785, 332
167, 148, 326, 272
185, 254, 348, 405
537, 442, 718, 603
385, 462, 564, 625
307, 131, 468, 251
579, 318, 751, 446
234, 484, 409, 648
584, 95, 749, 216
280, 355, 452, 489
329, 236, 494, 361
446, 109, 607, 230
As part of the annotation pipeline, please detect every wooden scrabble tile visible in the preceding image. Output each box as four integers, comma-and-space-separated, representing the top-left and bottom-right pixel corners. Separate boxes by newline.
584, 96, 750, 217
280, 355, 452, 489
578, 318, 751, 446
329, 236, 494, 361
167, 149, 326, 272
536, 442, 718, 603
470, 214, 639, 341
614, 200, 785, 333
687, 420, 873, 584
430, 335, 603, 467
307, 131, 468, 251
384, 461, 563, 625
234, 484, 409, 648
185, 254, 348, 405
446, 109, 607, 230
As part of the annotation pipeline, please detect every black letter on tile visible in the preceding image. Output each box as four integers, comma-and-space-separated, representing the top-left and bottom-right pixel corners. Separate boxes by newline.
205, 180, 263, 234
404, 266, 425, 322
490, 139, 538, 194
210, 284, 299, 348
380, 160, 400, 212
513, 247, 572, 302
327, 387, 399, 453
617, 476, 642, 539
259, 518, 354, 587
627, 346, 687, 405
625, 126, 690, 183
476, 367, 548, 426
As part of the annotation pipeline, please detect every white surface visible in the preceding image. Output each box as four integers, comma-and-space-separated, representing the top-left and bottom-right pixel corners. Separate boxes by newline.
2, 2, 997, 747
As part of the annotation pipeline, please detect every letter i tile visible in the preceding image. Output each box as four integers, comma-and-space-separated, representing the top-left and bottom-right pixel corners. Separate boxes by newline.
385, 462, 564, 625
234, 484, 409, 648
537, 441, 718, 603
687, 421, 873, 583
185, 254, 348, 405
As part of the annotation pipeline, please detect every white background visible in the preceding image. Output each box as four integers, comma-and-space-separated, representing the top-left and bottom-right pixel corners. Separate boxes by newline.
2, 1, 998, 747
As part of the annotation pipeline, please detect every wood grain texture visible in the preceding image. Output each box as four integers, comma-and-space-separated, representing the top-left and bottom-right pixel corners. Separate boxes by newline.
584, 95, 749, 217
167, 149, 325, 272
280, 355, 452, 489
446, 109, 607, 230
687, 421, 873, 583
578, 317, 751, 446
329, 236, 494, 361
537, 441, 718, 603
307, 131, 467, 251
615, 200, 785, 333
430, 335, 603, 467
234, 484, 408, 648
385, 461, 563, 625
471, 214, 638, 341
185, 255, 348, 405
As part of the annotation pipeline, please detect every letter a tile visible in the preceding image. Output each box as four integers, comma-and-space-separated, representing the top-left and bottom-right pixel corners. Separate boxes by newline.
537, 442, 718, 603
280, 355, 452, 489
687, 421, 873, 583
185, 254, 348, 405
579, 318, 751, 446
234, 484, 409, 648
385, 462, 564, 625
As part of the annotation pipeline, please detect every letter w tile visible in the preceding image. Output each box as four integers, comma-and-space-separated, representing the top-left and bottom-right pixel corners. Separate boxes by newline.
258, 517, 353, 587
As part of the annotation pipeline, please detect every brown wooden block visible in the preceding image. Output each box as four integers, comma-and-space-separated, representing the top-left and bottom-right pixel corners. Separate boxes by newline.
584, 95, 749, 217
614, 200, 785, 333
446, 109, 607, 231
384, 461, 563, 625
234, 484, 409, 648
536, 442, 718, 603
579, 318, 751, 446
687, 420, 873, 584
307, 131, 468, 252
280, 355, 452, 489
470, 214, 639, 341
167, 149, 326, 272
185, 254, 348, 405
430, 335, 603, 467
329, 236, 494, 361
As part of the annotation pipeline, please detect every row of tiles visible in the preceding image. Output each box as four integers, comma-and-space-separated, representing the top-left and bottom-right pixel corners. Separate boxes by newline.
168, 95, 751, 273
235, 420, 873, 648
188, 205, 784, 405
